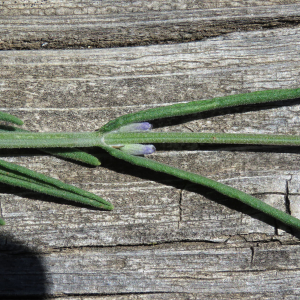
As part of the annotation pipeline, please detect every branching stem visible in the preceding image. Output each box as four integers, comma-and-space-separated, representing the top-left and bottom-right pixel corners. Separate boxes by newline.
0, 131, 100, 148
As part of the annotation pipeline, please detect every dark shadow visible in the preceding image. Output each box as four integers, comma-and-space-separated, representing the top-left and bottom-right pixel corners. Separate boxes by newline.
0, 233, 48, 299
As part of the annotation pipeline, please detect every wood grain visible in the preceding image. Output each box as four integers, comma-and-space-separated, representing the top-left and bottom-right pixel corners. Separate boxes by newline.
1, 241, 300, 297
1, 3, 300, 49
1, 27, 300, 112
1, 1, 300, 298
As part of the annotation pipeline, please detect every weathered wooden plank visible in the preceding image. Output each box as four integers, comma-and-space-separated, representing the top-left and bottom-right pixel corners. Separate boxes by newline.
0, 2, 300, 49
1, 8, 300, 296
2, 241, 300, 297
1, 27, 300, 250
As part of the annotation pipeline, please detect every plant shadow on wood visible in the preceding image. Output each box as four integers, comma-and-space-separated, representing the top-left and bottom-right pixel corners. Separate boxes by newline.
0, 233, 48, 299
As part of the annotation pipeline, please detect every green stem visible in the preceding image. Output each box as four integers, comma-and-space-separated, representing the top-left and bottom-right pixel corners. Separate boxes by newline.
0, 126, 100, 166
99, 88, 300, 133
0, 131, 101, 148
105, 132, 300, 146
2, 130, 300, 151
102, 145, 300, 231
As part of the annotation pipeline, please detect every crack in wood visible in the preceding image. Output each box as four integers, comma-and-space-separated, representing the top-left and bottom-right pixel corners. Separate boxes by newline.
178, 187, 185, 229
2, 18, 300, 50
43, 238, 290, 256
0, 199, 3, 223
250, 246, 255, 267
283, 176, 294, 235
286, 177, 292, 216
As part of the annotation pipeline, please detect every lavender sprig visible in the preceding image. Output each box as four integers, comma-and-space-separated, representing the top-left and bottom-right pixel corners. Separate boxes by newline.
1, 88, 300, 230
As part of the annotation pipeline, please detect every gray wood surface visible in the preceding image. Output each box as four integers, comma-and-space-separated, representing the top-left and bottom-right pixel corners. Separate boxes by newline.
1, 1, 300, 299
1, 1, 300, 49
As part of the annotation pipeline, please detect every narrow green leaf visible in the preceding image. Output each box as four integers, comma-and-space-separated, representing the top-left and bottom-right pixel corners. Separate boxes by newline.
41, 147, 101, 166
0, 172, 113, 210
0, 111, 24, 126
99, 88, 300, 133
0, 159, 113, 225
102, 145, 300, 231
0, 159, 113, 210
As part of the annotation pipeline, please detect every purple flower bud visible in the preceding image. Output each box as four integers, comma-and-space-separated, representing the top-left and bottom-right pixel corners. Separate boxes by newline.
117, 122, 152, 132
120, 144, 156, 156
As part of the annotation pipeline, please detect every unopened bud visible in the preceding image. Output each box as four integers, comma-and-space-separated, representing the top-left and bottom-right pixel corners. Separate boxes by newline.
120, 144, 156, 156
117, 122, 152, 132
